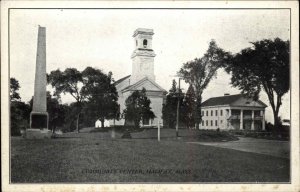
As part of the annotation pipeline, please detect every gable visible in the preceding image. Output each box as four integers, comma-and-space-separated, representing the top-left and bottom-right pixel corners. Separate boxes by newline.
122, 77, 166, 93
135, 80, 162, 91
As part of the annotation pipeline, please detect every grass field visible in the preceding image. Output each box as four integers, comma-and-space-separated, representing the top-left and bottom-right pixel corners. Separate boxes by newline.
72, 128, 239, 142
11, 133, 290, 183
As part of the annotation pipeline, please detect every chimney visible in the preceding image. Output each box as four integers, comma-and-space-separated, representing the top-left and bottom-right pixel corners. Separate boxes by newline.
224, 93, 230, 96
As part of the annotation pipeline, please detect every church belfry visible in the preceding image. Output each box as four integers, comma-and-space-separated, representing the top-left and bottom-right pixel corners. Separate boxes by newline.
131, 28, 156, 84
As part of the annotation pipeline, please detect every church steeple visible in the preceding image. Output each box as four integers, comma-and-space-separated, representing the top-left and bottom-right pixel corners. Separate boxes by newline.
131, 28, 156, 84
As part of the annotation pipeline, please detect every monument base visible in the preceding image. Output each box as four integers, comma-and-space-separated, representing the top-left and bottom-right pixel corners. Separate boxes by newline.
25, 128, 52, 139
28, 111, 50, 139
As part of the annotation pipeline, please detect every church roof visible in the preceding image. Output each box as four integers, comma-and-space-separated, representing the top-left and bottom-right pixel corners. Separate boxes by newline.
114, 75, 131, 85
133, 28, 154, 37
202, 94, 267, 107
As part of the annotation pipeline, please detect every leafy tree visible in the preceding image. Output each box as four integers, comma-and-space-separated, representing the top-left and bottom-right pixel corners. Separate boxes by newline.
10, 78, 21, 101
81, 67, 119, 127
223, 38, 289, 130
10, 77, 31, 136
61, 102, 80, 132
58, 102, 94, 132
182, 85, 196, 129
48, 68, 85, 132
178, 40, 230, 129
46, 93, 66, 133
80, 105, 99, 128
29, 92, 67, 133
10, 101, 31, 136
162, 80, 184, 128
123, 88, 155, 129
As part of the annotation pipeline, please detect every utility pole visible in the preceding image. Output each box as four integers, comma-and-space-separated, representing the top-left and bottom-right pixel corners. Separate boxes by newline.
176, 78, 181, 138
158, 118, 160, 141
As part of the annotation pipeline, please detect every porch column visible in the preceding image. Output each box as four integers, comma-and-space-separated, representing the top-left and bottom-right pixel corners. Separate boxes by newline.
240, 109, 243, 130
262, 110, 265, 130
251, 110, 255, 130
227, 109, 232, 129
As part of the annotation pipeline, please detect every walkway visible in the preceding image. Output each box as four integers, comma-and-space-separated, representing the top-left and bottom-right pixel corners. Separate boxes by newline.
189, 137, 290, 159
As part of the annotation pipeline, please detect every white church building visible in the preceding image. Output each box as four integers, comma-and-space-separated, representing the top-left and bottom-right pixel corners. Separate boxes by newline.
109, 28, 167, 127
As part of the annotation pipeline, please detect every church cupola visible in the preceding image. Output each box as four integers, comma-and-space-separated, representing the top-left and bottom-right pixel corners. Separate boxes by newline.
131, 28, 156, 84
143, 39, 148, 48
132, 28, 154, 51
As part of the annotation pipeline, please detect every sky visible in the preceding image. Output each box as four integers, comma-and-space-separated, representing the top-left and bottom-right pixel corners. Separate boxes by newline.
9, 9, 290, 123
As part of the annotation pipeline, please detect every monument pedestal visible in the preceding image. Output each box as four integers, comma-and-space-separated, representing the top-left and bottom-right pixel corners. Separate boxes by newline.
25, 128, 52, 139
26, 111, 52, 139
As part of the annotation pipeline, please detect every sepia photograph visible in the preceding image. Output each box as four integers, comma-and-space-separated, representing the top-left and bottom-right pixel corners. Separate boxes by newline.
1, 1, 299, 192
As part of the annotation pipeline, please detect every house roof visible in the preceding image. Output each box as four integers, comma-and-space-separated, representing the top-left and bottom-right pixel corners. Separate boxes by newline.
201, 94, 267, 107
202, 94, 242, 107
114, 75, 131, 85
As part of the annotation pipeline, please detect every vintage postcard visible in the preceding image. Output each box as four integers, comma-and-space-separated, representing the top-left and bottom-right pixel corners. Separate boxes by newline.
1, 1, 299, 192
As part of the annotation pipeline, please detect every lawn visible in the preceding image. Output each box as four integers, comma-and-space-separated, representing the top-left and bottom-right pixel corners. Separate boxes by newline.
73, 127, 239, 142
11, 134, 290, 183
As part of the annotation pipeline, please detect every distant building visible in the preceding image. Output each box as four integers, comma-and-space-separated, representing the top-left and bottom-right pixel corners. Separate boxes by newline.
110, 28, 167, 127
200, 94, 267, 130
95, 119, 110, 128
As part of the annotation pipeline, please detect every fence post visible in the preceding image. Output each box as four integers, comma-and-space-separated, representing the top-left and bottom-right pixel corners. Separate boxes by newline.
111, 127, 116, 139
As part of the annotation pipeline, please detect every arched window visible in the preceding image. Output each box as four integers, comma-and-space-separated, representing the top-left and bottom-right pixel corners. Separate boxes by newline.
143, 39, 147, 48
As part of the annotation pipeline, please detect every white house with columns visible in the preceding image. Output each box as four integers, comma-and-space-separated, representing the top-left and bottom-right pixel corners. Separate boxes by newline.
200, 94, 267, 130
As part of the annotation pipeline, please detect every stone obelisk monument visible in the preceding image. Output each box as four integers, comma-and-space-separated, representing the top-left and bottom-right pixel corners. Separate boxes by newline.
26, 26, 51, 139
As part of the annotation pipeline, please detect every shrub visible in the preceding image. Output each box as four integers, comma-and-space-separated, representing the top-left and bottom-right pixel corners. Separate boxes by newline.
265, 122, 274, 132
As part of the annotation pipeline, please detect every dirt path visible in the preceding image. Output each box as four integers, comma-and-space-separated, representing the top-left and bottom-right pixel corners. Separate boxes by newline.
189, 137, 290, 159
